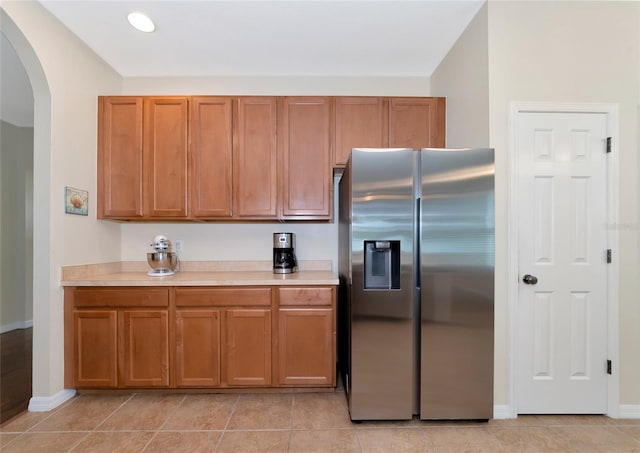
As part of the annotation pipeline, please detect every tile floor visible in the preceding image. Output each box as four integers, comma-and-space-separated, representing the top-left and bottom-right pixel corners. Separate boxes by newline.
1, 390, 640, 452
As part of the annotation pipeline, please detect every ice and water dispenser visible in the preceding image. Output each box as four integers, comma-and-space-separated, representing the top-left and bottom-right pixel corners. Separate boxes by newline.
363, 240, 401, 290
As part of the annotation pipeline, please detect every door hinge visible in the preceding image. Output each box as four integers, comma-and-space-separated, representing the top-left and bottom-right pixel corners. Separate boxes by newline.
606, 137, 612, 153
607, 249, 612, 263
607, 359, 612, 375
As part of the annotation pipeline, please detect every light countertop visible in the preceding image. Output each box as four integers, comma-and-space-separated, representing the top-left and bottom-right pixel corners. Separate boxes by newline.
61, 261, 339, 287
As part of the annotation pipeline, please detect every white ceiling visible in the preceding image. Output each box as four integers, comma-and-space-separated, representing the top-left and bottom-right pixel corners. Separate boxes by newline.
1, 0, 484, 125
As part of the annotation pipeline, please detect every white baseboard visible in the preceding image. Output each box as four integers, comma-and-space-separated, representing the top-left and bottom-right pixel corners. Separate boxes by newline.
493, 404, 515, 419
0, 320, 33, 334
618, 405, 640, 419
28, 389, 76, 412
494, 404, 640, 419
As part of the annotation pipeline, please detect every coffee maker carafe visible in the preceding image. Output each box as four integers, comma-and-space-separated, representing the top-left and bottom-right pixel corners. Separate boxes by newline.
273, 233, 297, 274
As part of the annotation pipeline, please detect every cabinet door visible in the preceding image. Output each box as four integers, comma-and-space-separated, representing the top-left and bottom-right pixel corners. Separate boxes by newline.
121, 310, 169, 387
388, 97, 446, 149
144, 97, 188, 217
175, 310, 221, 387
278, 308, 334, 386
235, 97, 278, 218
190, 97, 233, 218
74, 310, 118, 388
334, 97, 387, 167
280, 97, 332, 219
98, 97, 144, 219
226, 309, 272, 386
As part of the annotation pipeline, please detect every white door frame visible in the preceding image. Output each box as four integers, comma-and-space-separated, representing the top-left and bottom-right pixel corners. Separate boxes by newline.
507, 102, 620, 418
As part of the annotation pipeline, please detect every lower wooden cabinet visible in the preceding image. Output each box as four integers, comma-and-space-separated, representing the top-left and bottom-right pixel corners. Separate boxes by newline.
74, 310, 118, 388
65, 285, 335, 390
278, 308, 334, 385
174, 287, 272, 388
174, 307, 273, 388
65, 287, 169, 389
72, 309, 170, 389
122, 310, 169, 387
226, 309, 272, 386
175, 309, 221, 387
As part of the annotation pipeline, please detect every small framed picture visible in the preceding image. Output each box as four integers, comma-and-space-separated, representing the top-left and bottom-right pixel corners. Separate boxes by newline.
64, 187, 88, 216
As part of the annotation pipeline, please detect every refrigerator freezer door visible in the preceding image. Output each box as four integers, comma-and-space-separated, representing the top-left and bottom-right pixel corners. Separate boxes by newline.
348, 148, 416, 420
420, 148, 495, 420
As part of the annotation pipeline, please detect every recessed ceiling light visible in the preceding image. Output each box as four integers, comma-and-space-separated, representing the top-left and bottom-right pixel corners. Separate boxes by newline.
127, 12, 155, 33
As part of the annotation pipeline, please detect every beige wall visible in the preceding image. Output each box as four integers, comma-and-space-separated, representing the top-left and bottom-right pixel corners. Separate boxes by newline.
121, 201, 341, 271
0, 120, 33, 331
431, 2, 489, 148
431, 0, 640, 410
121, 76, 431, 96
3, 0, 639, 413
1, 1, 122, 398
1, 0, 433, 400
486, 0, 640, 406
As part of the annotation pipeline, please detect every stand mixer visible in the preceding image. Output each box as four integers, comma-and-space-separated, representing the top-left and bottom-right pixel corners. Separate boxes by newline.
147, 235, 179, 276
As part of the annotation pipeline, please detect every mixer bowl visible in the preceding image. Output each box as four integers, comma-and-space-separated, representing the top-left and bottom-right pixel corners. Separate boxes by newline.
147, 252, 178, 273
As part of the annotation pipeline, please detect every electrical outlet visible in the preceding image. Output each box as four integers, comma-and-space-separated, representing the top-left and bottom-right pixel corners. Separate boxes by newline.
175, 239, 184, 252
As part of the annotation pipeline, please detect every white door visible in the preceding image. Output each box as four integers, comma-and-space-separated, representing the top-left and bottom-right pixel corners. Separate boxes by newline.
517, 111, 608, 414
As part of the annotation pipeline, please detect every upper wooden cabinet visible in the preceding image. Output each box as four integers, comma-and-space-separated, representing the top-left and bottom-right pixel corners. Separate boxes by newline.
144, 97, 189, 218
388, 97, 446, 150
190, 97, 278, 219
280, 97, 332, 220
234, 97, 278, 218
334, 97, 387, 167
98, 96, 188, 220
190, 97, 234, 218
98, 97, 144, 218
333, 97, 446, 167
98, 95, 445, 221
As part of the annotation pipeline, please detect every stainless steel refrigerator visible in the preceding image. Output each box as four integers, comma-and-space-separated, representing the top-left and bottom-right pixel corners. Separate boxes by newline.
338, 147, 494, 421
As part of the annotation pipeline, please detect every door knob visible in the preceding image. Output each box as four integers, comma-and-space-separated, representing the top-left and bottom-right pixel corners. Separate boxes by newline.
522, 274, 538, 285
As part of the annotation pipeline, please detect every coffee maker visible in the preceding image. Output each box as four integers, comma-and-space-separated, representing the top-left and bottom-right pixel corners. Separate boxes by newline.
273, 233, 297, 274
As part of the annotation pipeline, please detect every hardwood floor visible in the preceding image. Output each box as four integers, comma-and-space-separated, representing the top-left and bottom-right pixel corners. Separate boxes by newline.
0, 328, 32, 424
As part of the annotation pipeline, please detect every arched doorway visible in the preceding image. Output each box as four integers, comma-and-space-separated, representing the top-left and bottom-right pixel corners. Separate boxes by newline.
0, 31, 34, 423
0, 8, 53, 418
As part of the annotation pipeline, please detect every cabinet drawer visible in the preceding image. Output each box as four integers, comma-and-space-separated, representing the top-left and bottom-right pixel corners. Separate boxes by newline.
278, 287, 334, 306
72, 288, 169, 307
175, 287, 272, 307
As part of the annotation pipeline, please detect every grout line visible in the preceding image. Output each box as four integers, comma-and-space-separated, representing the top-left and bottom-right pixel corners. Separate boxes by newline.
18, 396, 77, 434
213, 394, 240, 453
0, 432, 22, 449
157, 394, 187, 431
66, 430, 92, 452
139, 394, 188, 452
140, 431, 158, 452
353, 423, 363, 453
221, 394, 240, 432
290, 394, 295, 431
287, 394, 295, 453
93, 393, 136, 431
